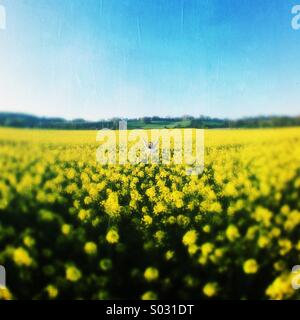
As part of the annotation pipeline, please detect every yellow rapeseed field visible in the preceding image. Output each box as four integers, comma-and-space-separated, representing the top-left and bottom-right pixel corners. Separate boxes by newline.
0, 127, 300, 300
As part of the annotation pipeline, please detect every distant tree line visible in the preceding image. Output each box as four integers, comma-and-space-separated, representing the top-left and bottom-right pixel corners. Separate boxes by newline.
190, 115, 300, 129
0, 112, 299, 130
0, 113, 120, 130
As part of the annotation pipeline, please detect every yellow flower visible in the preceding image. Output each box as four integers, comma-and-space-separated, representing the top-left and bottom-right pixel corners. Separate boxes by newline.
203, 282, 218, 297
165, 250, 174, 261
198, 255, 208, 266
88, 185, 98, 199
246, 226, 258, 240
13, 247, 32, 267
296, 241, 300, 251
188, 244, 198, 255
194, 215, 202, 223
203, 225, 211, 233
61, 224, 71, 235
214, 248, 224, 258
106, 229, 119, 244
177, 215, 190, 227
258, 235, 270, 248
142, 206, 148, 214
273, 261, 285, 271
278, 239, 292, 256
84, 242, 97, 255
270, 227, 281, 238
143, 215, 153, 225
223, 183, 237, 197
153, 202, 167, 214
253, 207, 273, 227
0, 288, 13, 300
280, 205, 290, 215
141, 291, 157, 300
46, 285, 58, 299
182, 230, 197, 246
73, 200, 80, 209
23, 236, 35, 248
146, 187, 156, 200
209, 201, 222, 213
84, 196, 92, 205
78, 209, 91, 221
167, 216, 176, 224
66, 168, 76, 180
201, 243, 214, 256
284, 210, 300, 231
154, 230, 165, 242
171, 191, 184, 208
66, 266, 82, 282
266, 273, 294, 300
144, 267, 159, 282
103, 192, 121, 217
243, 259, 259, 274
92, 217, 101, 227
226, 225, 240, 242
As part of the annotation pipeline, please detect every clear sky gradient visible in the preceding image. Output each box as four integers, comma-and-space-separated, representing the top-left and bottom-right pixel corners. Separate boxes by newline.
0, 0, 299, 120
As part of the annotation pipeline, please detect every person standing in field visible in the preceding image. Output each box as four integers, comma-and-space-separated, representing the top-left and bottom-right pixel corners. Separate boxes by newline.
142, 138, 159, 163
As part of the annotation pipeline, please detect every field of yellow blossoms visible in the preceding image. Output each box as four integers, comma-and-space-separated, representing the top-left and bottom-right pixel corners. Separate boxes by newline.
0, 127, 300, 300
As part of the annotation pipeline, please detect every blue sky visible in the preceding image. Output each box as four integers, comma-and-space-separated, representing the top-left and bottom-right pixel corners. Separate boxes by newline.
0, 0, 299, 120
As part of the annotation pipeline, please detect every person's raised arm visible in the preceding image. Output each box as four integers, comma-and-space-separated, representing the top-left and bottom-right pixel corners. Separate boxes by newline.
153, 139, 159, 148
142, 137, 148, 148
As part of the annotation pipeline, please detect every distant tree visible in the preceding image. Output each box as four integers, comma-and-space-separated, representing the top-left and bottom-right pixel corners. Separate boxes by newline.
142, 117, 152, 124
72, 118, 86, 123
182, 115, 194, 120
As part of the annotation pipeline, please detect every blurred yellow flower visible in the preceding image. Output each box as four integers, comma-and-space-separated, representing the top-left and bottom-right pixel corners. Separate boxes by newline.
203, 225, 211, 233
226, 225, 240, 242
23, 236, 35, 248
103, 192, 121, 217
143, 215, 153, 225
165, 250, 174, 261
144, 267, 159, 282
66, 266, 82, 282
278, 239, 292, 256
201, 243, 214, 256
154, 230, 165, 242
106, 229, 119, 244
266, 273, 294, 300
46, 285, 58, 299
13, 247, 32, 267
182, 230, 197, 246
141, 291, 157, 300
203, 282, 218, 297
78, 209, 90, 221
258, 235, 270, 248
61, 224, 71, 235
243, 259, 259, 274
0, 288, 13, 300
84, 242, 98, 255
